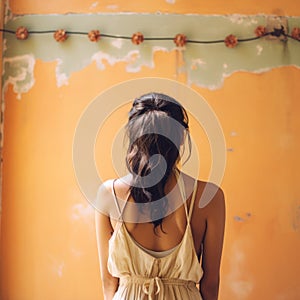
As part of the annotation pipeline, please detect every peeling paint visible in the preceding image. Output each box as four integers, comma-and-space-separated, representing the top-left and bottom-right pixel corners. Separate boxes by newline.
256, 44, 263, 55
92, 51, 128, 70
2, 54, 35, 99
152, 45, 169, 53
2, 37, 7, 53
55, 59, 69, 87
2, 13, 300, 96
111, 38, 124, 49
4, 1, 13, 24
191, 58, 206, 70
228, 14, 259, 26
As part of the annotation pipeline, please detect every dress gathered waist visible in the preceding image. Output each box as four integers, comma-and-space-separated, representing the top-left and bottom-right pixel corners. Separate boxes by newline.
119, 275, 197, 300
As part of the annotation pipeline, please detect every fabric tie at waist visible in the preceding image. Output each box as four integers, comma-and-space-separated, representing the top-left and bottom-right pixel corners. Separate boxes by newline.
119, 276, 196, 300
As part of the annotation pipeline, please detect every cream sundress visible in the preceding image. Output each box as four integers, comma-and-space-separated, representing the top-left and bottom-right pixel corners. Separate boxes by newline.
107, 174, 203, 300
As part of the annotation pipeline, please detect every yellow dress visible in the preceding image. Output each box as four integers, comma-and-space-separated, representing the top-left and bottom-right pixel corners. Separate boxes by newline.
107, 174, 203, 300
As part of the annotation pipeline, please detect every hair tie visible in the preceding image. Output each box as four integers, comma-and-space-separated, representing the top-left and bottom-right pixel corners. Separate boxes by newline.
148, 104, 160, 111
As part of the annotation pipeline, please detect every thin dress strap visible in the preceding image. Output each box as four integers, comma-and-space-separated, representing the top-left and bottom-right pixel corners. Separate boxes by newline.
188, 179, 198, 223
176, 170, 189, 221
111, 179, 130, 222
175, 169, 198, 224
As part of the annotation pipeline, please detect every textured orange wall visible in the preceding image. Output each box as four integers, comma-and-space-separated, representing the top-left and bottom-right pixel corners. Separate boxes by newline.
9, 0, 300, 15
1, 1, 300, 300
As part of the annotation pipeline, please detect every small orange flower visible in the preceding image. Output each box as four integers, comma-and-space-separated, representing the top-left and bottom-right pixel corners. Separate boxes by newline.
255, 26, 267, 37
131, 32, 144, 45
88, 30, 101, 42
16, 26, 29, 40
291, 27, 300, 41
224, 34, 238, 48
54, 29, 68, 42
174, 33, 187, 47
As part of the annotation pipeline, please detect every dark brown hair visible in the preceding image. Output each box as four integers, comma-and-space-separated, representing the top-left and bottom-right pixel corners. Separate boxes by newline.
126, 92, 191, 231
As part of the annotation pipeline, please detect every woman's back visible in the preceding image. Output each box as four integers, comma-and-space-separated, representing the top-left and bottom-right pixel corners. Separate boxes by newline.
110, 171, 206, 255
107, 170, 203, 299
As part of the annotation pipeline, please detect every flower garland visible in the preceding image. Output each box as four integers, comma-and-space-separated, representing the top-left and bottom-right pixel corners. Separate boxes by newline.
1, 25, 300, 47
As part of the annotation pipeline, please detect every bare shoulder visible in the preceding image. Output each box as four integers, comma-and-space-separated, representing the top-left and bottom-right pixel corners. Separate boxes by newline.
95, 179, 115, 216
95, 178, 131, 220
112, 177, 131, 197
96, 179, 114, 198
198, 181, 224, 208
180, 172, 225, 213
195, 181, 225, 227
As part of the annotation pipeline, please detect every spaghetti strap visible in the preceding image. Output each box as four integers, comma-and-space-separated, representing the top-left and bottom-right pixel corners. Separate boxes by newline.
112, 179, 123, 220
111, 179, 131, 222
188, 179, 198, 222
175, 170, 189, 221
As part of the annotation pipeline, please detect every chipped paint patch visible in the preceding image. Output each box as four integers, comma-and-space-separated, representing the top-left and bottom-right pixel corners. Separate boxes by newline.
2, 54, 35, 99
55, 59, 69, 87
91, 51, 124, 70
91, 49, 152, 73
125, 51, 144, 72
256, 44, 263, 55
152, 46, 169, 52
228, 14, 245, 25
111, 38, 123, 49
191, 58, 206, 70
228, 14, 259, 25
2, 37, 7, 52
4, 1, 13, 24
166, 0, 176, 3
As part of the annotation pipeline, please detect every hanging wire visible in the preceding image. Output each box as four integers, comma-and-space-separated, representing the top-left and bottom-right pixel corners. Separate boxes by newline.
0, 27, 299, 44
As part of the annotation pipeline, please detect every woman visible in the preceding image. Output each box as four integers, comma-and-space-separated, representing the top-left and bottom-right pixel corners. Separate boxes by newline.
95, 92, 225, 300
